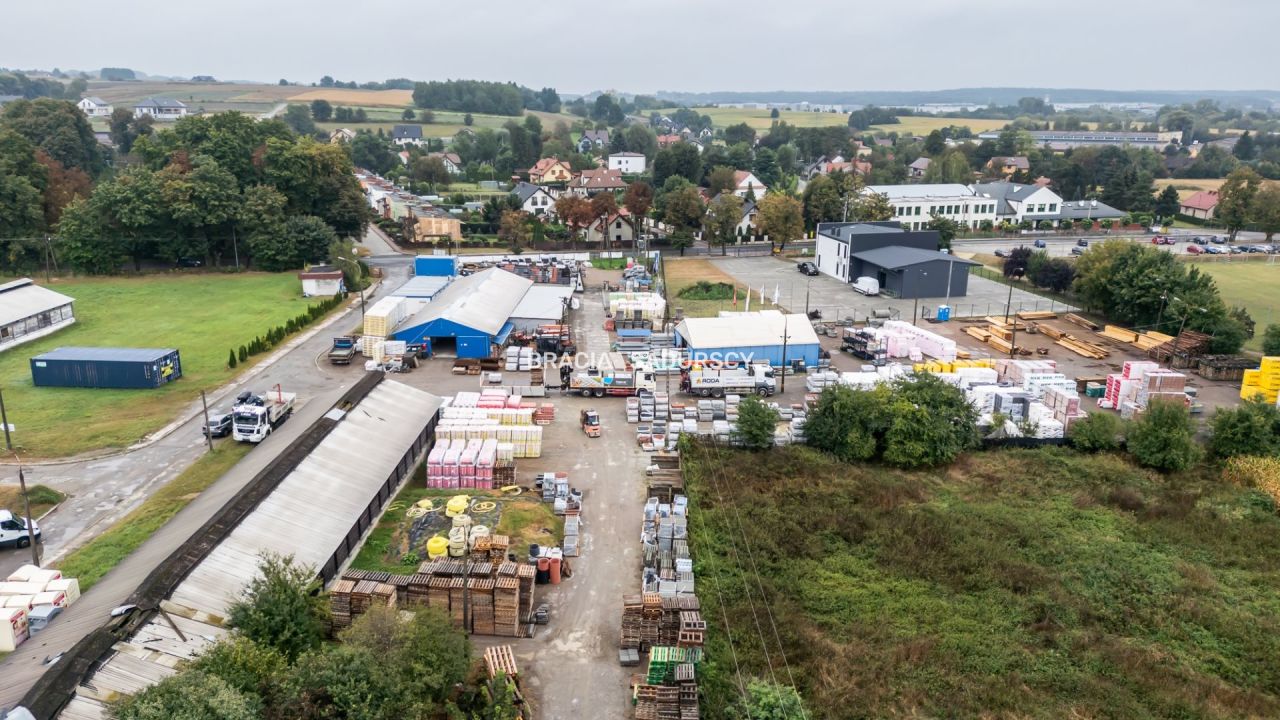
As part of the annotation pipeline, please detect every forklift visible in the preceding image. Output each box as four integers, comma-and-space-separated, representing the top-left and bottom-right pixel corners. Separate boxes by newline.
580, 409, 602, 438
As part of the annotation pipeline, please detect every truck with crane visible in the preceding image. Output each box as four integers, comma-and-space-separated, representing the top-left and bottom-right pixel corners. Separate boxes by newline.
231, 387, 296, 443
680, 364, 776, 397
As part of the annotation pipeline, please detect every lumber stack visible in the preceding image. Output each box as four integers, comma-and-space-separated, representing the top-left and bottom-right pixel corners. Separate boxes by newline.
985, 316, 1028, 331
1148, 330, 1212, 361
1016, 310, 1058, 320
987, 325, 1013, 342
1037, 324, 1066, 340
1056, 336, 1109, 359
964, 326, 992, 342
1132, 330, 1175, 351
1065, 313, 1099, 331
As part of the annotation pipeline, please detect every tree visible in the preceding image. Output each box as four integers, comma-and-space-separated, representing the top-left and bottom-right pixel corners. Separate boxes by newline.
801, 174, 842, 228
0, 98, 103, 175
464, 112, 474, 126
740, 680, 808, 720
707, 165, 738, 196
623, 181, 654, 241
1264, 324, 1280, 356
756, 193, 803, 250
411, 155, 451, 190
226, 553, 327, 662
850, 191, 894, 222
1154, 185, 1181, 219
923, 130, 945, 155
1249, 182, 1280, 241
555, 194, 592, 246
927, 214, 959, 250
1234, 130, 1256, 161
498, 209, 530, 250
724, 122, 756, 147
1209, 399, 1280, 459
281, 104, 316, 136
419, 109, 435, 124
1003, 246, 1033, 278
704, 193, 744, 255
401, 108, 415, 121
752, 147, 780, 188
770, 108, 780, 119
227, 349, 238, 368
734, 396, 780, 449
342, 605, 472, 707
36, 149, 91, 226
189, 636, 287, 703
653, 142, 702, 187
881, 374, 979, 468
309, 99, 332, 122
1126, 400, 1201, 472
1068, 411, 1123, 452
662, 186, 705, 232
775, 144, 797, 176
110, 671, 259, 720
349, 132, 396, 175
1217, 166, 1263, 240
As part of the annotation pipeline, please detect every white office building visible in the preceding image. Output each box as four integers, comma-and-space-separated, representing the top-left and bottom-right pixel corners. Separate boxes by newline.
864, 184, 1000, 231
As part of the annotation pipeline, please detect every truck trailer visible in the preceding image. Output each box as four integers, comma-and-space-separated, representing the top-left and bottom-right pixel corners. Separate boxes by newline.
680, 364, 776, 397
232, 387, 296, 443
566, 367, 656, 397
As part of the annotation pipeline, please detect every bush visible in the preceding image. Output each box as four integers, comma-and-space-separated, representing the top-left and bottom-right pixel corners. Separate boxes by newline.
1263, 324, 1280, 356
228, 349, 237, 369
1069, 412, 1123, 452
734, 396, 780, 450
111, 671, 259, 720
1127, 400, 1201, 472
1209, 399, 1280, 459
1222, 456, 1280, 511
676, 280, 735, 300
227, 553, 328, 662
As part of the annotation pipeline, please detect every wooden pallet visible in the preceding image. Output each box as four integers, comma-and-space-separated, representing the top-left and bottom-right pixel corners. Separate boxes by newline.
1016, 310, 1058, 320
484, 645, 520, 679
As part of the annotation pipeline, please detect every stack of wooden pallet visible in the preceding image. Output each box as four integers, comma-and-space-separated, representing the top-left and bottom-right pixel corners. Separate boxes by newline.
484, 644, 519, 679
495, 576, 521, 637
678, 611, 705, 648
330, 579, 355, 631
471, 578, 496, 635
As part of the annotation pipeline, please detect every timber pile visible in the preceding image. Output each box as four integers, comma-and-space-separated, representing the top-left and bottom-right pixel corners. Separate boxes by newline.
985, 316, 1029, 330
1037, 324, 1066, 340
1148, 330, 1212, 361
1056, 336, 1109, 359
1016, 310, 1058, 320
964, 326, 992, 342
1100, 325, 1139, 343
329, 564, 533, 638
987, 325, 1013, 342
1132, 330, 1175, 352
1065, 313, 1100, 331
1196, 354, 1257, 382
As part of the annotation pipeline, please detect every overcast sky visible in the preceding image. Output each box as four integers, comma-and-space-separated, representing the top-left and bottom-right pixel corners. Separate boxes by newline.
3, 0, 1275, 94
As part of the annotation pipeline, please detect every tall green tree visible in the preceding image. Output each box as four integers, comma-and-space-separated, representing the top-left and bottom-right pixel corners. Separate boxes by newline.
1249, 182, 1280, 241
0, 97, 103, 175
623, 180, 654, 240
653, 142, 702, 187
159, 156, 242, 263
851, 191, 894, 222
1217, 166, 1263, 240
226, 553, 327, 662
704, 193, 744, 254
733, 396, 780, 450
281, 104, 317, 136
309, 99, 332, 122
927, 214, 960, 250
756, 193, 804, 250
752, 147, 780, 188
662, 185, 705, 232
1264, 324, 1280, 356
1154, 184, 1181, 219
801, 174, 843, 228
1209, 399, 1280, 459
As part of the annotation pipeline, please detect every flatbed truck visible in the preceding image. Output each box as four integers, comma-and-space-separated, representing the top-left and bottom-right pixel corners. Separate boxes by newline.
232, 387, 296, 443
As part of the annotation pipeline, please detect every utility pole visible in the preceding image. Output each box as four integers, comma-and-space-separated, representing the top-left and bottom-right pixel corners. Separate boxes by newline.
200, 390, 215, 453
779, 314, 790, 393
0, 389, 40, 566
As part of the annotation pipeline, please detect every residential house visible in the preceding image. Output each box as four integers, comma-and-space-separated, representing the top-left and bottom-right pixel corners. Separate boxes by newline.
864, 184, 1000, 231
737, 200, 759, 237
971, 181, 1125, 226
586, 209, 635, 245
731, 170, 768, 200
985, 156, 1030, 177
571, 167, 627, 196
577, 129, 610, 153
133, 97, 188, 120
975, 129, 1179, 151
657, 134, 683, 148
528, 157, 573, 184
76, 96, 113, 117
428, 152, 463, 175
907, 157, 931, 179
873, 138, 894, 148
1179, 190, 1219, 220
1206, 137, 1240, 154
513, 181, 558, 218
392, 125, 425, 146
329, 128, 357, 144
608, 152, 646, 174
0, 278, 76, 353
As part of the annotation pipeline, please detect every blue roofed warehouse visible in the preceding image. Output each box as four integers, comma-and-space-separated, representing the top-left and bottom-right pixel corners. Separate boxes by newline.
391, 268, 533, 358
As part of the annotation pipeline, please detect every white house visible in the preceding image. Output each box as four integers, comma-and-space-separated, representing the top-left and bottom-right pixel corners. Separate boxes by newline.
970, 182, 1064, 225
586, 210, 635, 245
298, 265, 345, 297
737, 200, 759, 237
0, 278, 75, 353
428, 152, 463, 175
608, 152, 646, 175
864, 184, 1000, 231
392, 125, 425, 146
77, 96, 113, 117
732, 170, 768, 199
133, 97, 188, 120
513, 181, 557, 218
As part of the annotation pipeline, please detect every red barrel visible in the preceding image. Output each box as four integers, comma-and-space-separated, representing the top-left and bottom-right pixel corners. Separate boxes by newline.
549, 557, 562, 584
536, 557, 551, 584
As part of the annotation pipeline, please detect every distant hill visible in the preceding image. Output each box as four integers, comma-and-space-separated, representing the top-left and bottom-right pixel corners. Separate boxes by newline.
652, 87, 1280, 108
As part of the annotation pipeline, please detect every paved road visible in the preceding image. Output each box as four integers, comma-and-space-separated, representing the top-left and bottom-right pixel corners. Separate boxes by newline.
260, 102, 287, 119
0, 261, 413, 583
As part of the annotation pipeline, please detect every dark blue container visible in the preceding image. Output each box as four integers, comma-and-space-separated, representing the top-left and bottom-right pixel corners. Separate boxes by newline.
413, 255, 458, 277
30, 347, 182, 389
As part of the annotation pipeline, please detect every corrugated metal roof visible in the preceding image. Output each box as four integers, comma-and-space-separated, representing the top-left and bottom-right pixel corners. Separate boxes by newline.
865, 183, 974, 200
676, 311, 821, 350
33, 346, 175, 362
398, 268, 532, 336
391, 275, 452, 299
511, 284, 573, 321
0, 279, 74, 328
850, 246, 979, 270
170, 380, 442, 616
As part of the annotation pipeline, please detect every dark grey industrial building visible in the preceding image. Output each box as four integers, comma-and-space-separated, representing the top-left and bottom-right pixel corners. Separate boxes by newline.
815, 222, 977, 299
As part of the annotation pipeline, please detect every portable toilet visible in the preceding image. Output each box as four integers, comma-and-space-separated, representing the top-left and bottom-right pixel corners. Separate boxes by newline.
937, 305, 952, 322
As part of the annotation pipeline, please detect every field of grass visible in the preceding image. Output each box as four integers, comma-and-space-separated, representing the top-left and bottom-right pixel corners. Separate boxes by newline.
685, 443, 1280, 719
870, 115, 1009, 136
1155, 177, 1227, 201
654, 107, 1009, 136
663, 258, 751, 317
56, 442, 251, 590
0, 484, 65, 519
0, 273, 333, 458
1193, 261, 1280, 351
289, 88, 414, 107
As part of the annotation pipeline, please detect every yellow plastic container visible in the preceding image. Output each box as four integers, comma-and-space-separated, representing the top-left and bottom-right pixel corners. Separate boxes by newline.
426, 536, 449, 559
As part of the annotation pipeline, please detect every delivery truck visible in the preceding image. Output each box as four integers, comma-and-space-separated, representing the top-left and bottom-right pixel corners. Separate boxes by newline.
680, 364, 776, 397
232, 387, 296, 443
328, 336, 357, 365
566, 367, 656, 397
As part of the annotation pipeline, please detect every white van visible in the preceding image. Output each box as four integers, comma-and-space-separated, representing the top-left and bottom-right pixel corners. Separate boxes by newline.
0, 510, 40, 549
852, 276, 880, 296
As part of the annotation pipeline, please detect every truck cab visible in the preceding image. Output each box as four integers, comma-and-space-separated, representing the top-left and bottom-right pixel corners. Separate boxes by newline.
231, 389, 295, 443
0, 510, 40, 549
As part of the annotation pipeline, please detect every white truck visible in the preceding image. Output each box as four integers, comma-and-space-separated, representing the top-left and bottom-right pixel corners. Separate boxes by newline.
0, 510, 40, 549
566, 367, 657, 398
680, 364, 776, 397
852, 276, 880, 296
231, 388, 296, 443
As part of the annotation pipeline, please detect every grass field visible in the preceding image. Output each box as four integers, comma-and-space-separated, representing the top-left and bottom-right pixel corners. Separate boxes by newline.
0, 484, 65, 519
0, 273, 332, 458
871, 115, 1009, 135
654, 107, 1010, 136
1193, 261, 1280, 351
1155, 177, 1227, 200
56, 442, 251, 590
685, 443, 1280, 719
664, 258, 753, 317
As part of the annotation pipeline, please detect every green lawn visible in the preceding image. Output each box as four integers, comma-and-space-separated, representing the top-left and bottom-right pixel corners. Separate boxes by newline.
56, 442, 251, 590
652, 108, 1009, 136
0, 273, 333, 457
686, 444, 1280, 719
1194, 261, 1280, 351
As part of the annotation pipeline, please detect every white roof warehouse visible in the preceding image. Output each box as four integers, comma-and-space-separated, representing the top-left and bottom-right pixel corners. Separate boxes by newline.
0, 279, 76, 353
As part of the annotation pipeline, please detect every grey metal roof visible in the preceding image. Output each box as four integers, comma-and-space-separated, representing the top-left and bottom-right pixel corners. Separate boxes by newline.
1056, 199, 1126, 220
33, 347, 176, 362
393, 124, 423, 139
850, 246, 978, 270
391, 274, 452, 299
134, 97, 186, 109
676, 311, 821, 350
819, 222, 906, 243
397, 267, 533, 336
865, 183, 974, 201
81, 96, 109, 105
513, 180, 549, 203
0, 279, 74, 328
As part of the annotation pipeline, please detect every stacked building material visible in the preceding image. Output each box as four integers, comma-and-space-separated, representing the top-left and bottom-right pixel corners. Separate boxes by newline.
533, 403, 555, 424
608, 291, 666, 320
1043, 387, 1086, 431
1241, 357, 1280, 404
880, 320, 958, 362
1196, 355, 1257, 382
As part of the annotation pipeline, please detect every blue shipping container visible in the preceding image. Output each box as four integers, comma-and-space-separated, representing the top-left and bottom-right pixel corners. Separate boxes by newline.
30, 347, 182, 389
413, 255, 458, 277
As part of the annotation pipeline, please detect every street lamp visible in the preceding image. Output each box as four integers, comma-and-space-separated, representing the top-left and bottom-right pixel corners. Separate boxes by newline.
1006, 268, 1025, 357
0, 389, 40, 566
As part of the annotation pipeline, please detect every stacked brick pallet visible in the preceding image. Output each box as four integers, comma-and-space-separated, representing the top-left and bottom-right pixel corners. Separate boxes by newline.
1241, 357, 1280, 405
328, 576, 397, 633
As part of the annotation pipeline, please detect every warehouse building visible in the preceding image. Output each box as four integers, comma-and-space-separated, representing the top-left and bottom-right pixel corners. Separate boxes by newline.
846, 246, 977, 299
509, 285, 574, 333
675, 311, 822, 368
0, 278, 75, 353
30, 347, 182, 389
391, 268, 533, 358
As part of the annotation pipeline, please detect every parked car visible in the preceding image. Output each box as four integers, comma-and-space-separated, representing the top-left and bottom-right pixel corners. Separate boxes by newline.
994, 249, 1011, 258
1076, 238, 1089, 247
202, 412, 233, 438
1209, 235, 1227, 244
1241, 244, 1271, 253
1033, 239, 1046, 248
1192, 236, 1209, 245
1203, 245, 1226, 254
796, 261, 819, 276
0, 510, 40, 549
1186, 244, 1204, 255
1152, 236, 1175, 245
1070, 246, 1085, 256
176, 257, 204, 267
